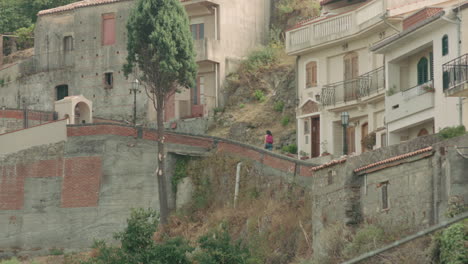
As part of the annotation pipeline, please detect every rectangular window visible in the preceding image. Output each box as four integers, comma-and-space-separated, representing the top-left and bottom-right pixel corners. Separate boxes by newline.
304, 120, 310, 134
104, 72, 113, 88
306, 61, 317, 87
63, 36, 73, 51
56, 85, 68, 100
102, 13, 116, 46
190, 23, 204, 40
381, 133, 387, 147
381, 182, 389, 210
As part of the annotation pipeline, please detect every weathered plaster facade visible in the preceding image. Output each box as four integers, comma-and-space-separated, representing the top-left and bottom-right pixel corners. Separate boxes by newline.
0, 0, 271, 124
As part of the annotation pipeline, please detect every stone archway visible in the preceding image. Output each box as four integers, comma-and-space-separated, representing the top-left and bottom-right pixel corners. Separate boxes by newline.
73, 101, 91, 124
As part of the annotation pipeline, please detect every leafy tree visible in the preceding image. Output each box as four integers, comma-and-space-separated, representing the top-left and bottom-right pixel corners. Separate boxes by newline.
124, 0, 197, 225
0, 0, 31, 34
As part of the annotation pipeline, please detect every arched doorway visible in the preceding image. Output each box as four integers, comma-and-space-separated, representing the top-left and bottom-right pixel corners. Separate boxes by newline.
417, 128, 429, 137
73, 101, 91, 124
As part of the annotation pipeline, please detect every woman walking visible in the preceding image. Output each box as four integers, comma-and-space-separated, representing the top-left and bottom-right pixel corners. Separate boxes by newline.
264, 130, 273, 151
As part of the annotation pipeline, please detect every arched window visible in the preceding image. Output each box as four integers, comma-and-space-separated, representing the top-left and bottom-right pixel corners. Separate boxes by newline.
306, 61, 317, 87
417, 57, 429, 85
417, 128, 429, 137
442, 35, 449, 56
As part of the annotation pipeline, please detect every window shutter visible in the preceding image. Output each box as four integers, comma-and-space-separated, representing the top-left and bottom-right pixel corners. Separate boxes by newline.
306, 63, 312, 87
102, 14, 116, 46
417, 57, 428, 85
442, 35, 449, 56
311, 62, 317, 87
352, 56, 359, 78
429, 52, 433, 81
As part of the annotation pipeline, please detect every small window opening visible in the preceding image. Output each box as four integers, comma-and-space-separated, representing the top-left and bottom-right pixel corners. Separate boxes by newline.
392, 104, 399, 109
63, 36, 73, 51
380, 181, 389, 210
56, 85, 69, 100
327, 171, 333, 185
104, 72, 113, 88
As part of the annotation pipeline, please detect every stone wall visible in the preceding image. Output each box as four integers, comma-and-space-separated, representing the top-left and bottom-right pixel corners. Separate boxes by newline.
0, 109, 56, 134
0, 123, 467, 258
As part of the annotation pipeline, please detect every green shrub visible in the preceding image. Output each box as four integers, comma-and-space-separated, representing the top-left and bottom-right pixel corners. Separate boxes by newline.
172, 156, 189, 193
342, 225, 386, 258
213, 107, 225, 114
244, 46, 278, 73
194, 227, 257, 264
0, 258, 21, 264
49, 248, 64, 255
0, 79, 5, 87
281, 116, 290, 126
435, 220, 468, 264
239, 103, 245, 109
282, 144, 297, 154
438, 125, 466, 139
254, 90, 266, 102
14, 24, 34, 50
84, 208, 193, 264
273, 101, 285, 112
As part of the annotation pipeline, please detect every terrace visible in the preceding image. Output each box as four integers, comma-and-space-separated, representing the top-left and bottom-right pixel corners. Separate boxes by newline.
286, 0, 385, 55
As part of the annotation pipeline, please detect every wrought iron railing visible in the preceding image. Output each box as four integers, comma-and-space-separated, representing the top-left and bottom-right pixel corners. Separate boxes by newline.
442, 53, 468, 92
321, 66, 384, 106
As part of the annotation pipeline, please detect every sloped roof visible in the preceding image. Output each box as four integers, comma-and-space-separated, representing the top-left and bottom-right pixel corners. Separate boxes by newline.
38, 0, 131, 16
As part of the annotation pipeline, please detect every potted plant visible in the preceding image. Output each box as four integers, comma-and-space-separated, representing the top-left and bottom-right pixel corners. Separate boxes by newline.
320, 140, 330, 156
422, 83, 435, 92
361, 132, 376, 150
299, 151, 309, 160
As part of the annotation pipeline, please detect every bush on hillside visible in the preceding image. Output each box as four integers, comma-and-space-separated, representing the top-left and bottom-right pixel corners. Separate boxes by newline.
83, 208, 193, 264
431, 220, 468, 264
438, 125, 466, 139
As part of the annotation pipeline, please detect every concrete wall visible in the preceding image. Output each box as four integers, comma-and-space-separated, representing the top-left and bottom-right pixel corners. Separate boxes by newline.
1, 123, 467, 258
0, 119, 67, 155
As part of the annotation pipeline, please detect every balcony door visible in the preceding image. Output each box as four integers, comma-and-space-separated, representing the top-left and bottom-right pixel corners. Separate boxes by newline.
311, 117, 320, 157
344, 52, 359, 101
347, 126, 356, 154
361, 122, 368, 152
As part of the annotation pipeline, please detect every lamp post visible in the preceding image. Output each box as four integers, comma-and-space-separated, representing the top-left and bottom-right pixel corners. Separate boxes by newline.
130, 78, 140, 126
341, 111, 349, 155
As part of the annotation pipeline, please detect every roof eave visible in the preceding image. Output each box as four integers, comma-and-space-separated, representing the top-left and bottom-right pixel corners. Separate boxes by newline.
370, 11, 445, 53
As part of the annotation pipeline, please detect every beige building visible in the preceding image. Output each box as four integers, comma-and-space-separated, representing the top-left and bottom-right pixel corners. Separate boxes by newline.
371, 1, 466, 145
442, 2, 468, 127
0, 0, 271, 124
286, 0, 461, 158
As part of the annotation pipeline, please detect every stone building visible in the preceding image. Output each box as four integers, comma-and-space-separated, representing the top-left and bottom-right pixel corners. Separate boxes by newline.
286, 0, 459, 158
0, 0, 271, 123
371, 1, 466, 145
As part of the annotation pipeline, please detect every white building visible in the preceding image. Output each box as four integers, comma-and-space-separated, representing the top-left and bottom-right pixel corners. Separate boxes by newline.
286, 0, 463, 158
371, 2, 465, 145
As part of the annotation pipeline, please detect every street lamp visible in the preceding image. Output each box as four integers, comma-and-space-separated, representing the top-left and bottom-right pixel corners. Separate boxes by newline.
341, 111, 349, 155
130, 78, 140, 126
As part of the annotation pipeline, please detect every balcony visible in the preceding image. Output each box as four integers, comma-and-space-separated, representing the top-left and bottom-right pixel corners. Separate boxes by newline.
286, 0, 385, 55
19, 52, 74, 75
443, 53, 468, 97
321, 66, 385, 106
386, 80, 435, 124
193, 38, 220, 63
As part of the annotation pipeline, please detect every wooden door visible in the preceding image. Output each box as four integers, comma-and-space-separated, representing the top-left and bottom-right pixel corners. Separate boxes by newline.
344, 52, 359, 101
361, 122, 368, 152
311, 117, 320, 157
347, 126, 356, 154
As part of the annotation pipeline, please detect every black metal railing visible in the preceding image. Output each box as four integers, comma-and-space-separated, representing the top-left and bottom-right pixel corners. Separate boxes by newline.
442, 53, 468, 92
321, 66, 384, 106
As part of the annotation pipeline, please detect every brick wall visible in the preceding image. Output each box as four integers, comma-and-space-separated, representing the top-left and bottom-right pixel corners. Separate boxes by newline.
0, 157, 102, 210
62, 157, 102, 208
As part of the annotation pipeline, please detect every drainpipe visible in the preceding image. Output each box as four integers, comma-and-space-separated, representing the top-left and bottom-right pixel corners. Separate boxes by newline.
441, 10, 462, 126
234, 162, 242, 208
212, 6, 218, 40
215, 63, 219, 108
295, 56, 300, 157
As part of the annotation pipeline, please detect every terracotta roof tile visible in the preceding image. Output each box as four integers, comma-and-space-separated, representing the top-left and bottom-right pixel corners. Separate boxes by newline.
38, 0, 133, 16
310, 157, 347, 172
354, 146, 433, 173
